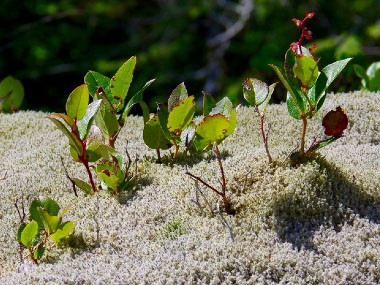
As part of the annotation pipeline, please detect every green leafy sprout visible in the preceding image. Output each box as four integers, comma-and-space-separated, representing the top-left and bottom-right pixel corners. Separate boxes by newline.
48, 56, 153, 195
0, 76, 24, 113
269, 11, 351, 165
186, 96, 237, 215
242, 78, 277, 163
15, 197, 75, 265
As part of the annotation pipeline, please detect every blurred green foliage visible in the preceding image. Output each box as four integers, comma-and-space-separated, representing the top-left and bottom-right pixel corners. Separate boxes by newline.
1, 0, 379, 113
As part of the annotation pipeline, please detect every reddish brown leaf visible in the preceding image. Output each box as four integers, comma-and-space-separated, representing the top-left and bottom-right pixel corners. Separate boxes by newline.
322, 107, 348, 137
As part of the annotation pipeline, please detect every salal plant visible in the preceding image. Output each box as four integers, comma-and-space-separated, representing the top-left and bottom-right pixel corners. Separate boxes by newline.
186, 96, 237, 215
269, 12, 351, 165
16, 197, 75, 265
49, 56, 153, 195
145, 82, 195, 163
243, 78, 277, 163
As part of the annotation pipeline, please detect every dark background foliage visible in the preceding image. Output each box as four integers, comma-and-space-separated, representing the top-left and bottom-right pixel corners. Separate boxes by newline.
1, 0, 379, 113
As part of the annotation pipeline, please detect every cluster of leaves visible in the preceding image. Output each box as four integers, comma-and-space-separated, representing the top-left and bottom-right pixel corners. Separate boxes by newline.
48, 56, 153, 195
16, 197, 75, 265
0, 76, 24, 113
354, 61, 380, 91
265, 11, 352, 165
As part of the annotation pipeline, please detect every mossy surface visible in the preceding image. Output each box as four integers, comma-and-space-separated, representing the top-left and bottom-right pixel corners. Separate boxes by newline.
0, 91, 379, 284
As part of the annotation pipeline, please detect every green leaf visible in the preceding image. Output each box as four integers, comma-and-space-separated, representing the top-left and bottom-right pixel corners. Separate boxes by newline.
119, 79, 155, 125
0, 76, 24, 112
50, 113, 74, 129
33, 246, 46, 259
37, 207, 60, 235
286, 92, 302, 120
293, 56, 319, 88
168, 82, 188, 111
157, 103, 173, 140
194, 114, 230, 151
202, 92, 216, 116
167, 96, 195, 134
353, 64, 369, 89
29, 200, 44, 229
84, 71, 111, 98
95, 99, 119, 140
209, 96, 233, 117
242, 78, 269, 106
95, 160, 124, 190
66, 84, 89, 120
77, 99, 102, 140
40, 197, 60, 216
20, 221, 38, 247
91, 144, 120, 161
321, 58, 352, 91
143, 114, 172, 150
225, 109, 237, 137
140, 101, 150, 124
258, 82, 277, 114
72, 178, 94, 195
308, 136, 338, 154
269, 64, 305, 115
86, 125, 105, 162
47, 117, 82, 154
110, 56, 136, 111
58, 206, 71, 220
50, 221, 76, 244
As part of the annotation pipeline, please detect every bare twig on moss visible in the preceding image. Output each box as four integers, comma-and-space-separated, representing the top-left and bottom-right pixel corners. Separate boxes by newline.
60, 156, 78, 197
217, 203, 235, 243
242, 169, 253, 193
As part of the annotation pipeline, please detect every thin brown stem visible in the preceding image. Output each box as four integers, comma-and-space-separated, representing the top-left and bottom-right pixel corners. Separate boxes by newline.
254, 107, 273, 163
185, 171, 223, 196
156, 147, 161, 163
300, 115, 308, 156
172, 141, 180, 164
214, 142, 226, 195
83, 159, 97, 194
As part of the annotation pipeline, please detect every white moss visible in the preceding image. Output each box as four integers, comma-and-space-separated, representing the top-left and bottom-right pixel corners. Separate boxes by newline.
0, 91, 379, 284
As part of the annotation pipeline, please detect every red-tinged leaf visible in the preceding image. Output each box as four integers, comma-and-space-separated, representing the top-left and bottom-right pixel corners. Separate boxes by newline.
322, 107, 348, 137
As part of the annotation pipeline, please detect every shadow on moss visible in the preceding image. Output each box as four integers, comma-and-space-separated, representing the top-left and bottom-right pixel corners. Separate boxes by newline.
271, 157, 380, 250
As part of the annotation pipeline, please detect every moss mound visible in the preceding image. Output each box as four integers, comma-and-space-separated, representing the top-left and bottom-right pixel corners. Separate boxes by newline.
0, 91, 379, 284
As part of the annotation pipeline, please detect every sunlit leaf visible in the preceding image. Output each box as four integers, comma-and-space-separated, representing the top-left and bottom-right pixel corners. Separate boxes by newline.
258, 82, 277, 114
50, 113, 74, 129
66, 84, 89, 120
167, 96, 195, 134
168, 82, 188, 111
95, 159, 124, 190
322, 106, 348, 137
77, 99, 102, 140
47, 117, 82, 154
72, 178, 94, 195
110, 56, 136, 111
50, 221, 76, 244
293, 55, 319, 88
242, 78, 269, 106
95, 99, 119, 140
180, 121, 196, 147
84, 71, 111, 98
209, 96, 233, 117
37, 207, 60, 235
20, 221, 38, 247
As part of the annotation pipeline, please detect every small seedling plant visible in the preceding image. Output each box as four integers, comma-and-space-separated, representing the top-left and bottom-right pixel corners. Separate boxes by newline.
15, 197, 75, 265
243, 78, 277, 163
49, 56, 153, 195
186, 96, 237, 215
353, 61, 380, 91
143, 82, 195, 163
269, 12, 351, 165
0, 76, 24, 113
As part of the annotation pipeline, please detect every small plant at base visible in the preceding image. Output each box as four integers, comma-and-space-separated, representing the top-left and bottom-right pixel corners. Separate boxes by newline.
144, 82, 195, 163
269, 11, 351, 165
186, 96, 237, 215
242, 78, 277, 163
15, 197, 75, 265
0, 76, 24, 113
49, 56, 153, 195
353, 61, 380, 91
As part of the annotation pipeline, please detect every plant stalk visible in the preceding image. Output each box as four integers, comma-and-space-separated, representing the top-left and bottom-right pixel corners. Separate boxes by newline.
300, 115, 308, 156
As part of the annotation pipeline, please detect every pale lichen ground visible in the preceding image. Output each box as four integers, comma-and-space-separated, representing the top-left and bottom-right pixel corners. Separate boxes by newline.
0, 91, 379, 284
